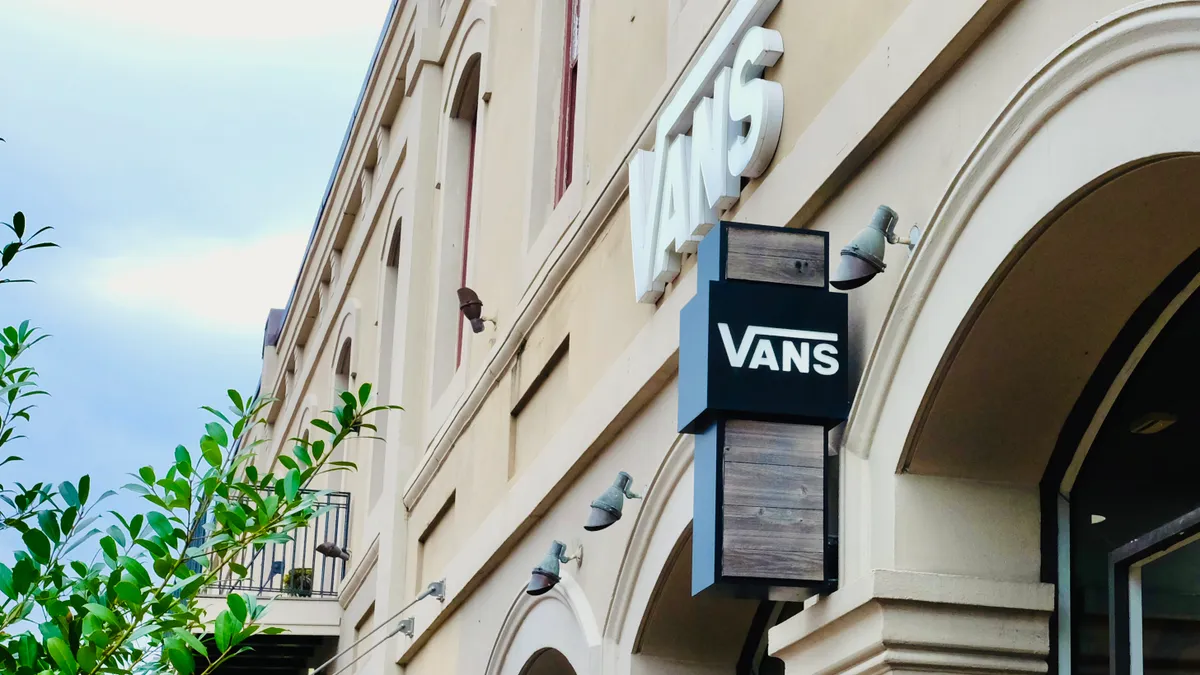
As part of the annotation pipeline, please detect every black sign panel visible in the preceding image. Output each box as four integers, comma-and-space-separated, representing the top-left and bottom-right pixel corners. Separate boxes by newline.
679, 280, 849, 433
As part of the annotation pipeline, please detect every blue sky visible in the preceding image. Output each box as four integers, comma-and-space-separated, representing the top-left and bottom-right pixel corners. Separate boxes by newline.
0, 0, 389, 518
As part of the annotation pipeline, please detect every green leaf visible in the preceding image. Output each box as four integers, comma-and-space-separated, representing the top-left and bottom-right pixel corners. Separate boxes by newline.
339, 390, 357, 409
17, 634, 37, 667
128, 513, 144, 539
22, 528, 50, 563
11, 211, 25, 238
228, 388, 245, 412
0, 564, 13, 599
46, 636, 77, 674
107, 524, 127, 547
115, 580, 143, 605
174, 628, 208, 656
310, 419, 336, 435
284, 469, 300, 500
167, 638, 196, 675
215, 610, 237, 652
294, 443, 312, 467
147, 511, 173, 539
200, 436, 222, 468
227, 592, 247, 622
84, 602, 120, 626
37, 510, 60, 542
277, 455, 298, 471
78, 474, 90, 504
202, 405, 231, 424
100, 535, 118, 561
138, 466, 155, 485
357, 382, 372, 404
206, 421, 229, 448
59, 481, 79, 507
12, 557, 34, 594
119, 555, 152, 586
60, 505, 77, 533
76, 645, 97, 673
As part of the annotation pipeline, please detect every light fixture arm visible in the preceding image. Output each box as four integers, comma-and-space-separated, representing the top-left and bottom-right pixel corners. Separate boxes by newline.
875, 205, 921, 251
554, 540, 584, 567
616, 471, 643, 501
309, 578, 446, 675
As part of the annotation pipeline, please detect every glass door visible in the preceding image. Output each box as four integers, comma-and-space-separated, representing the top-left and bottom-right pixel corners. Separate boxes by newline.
1110, 506, 1200, 675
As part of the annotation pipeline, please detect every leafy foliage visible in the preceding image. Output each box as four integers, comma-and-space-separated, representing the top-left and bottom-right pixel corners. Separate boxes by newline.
0, 211, 400, 673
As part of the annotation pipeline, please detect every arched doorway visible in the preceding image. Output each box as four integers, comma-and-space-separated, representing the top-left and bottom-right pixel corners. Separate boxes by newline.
893, 153, 1200, 672
773, 3, 1200, 674
484, 574, 596, 675
1053, 261, 1200, 674
632, 533, 763, 674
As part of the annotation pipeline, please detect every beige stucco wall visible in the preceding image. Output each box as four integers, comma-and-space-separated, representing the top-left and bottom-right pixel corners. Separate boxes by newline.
231, 0, 1200, 673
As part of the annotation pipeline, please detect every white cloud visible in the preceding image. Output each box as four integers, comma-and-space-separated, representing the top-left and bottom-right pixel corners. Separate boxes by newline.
88, 230, 310, 334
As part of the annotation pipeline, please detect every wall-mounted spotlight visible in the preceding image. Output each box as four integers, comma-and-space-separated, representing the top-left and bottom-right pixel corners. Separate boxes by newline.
316, 542, 351, 562
830, 205, 921, 290
457, 287, 497, 333
526, 540, 582, 596
396, 617, 415, 639
585, 471, 643, 532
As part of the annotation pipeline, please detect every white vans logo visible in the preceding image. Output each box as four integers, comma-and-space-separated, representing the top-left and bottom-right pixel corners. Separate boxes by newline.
717, 324, 839, 374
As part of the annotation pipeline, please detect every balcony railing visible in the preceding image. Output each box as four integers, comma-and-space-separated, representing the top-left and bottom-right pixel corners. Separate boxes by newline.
198, 490, 351, 599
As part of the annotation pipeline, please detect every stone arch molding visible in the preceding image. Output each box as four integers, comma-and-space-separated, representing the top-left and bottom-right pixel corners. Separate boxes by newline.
602, 433, 694, 673
441, 10, 493, 115
842, 0, 1200, 469
484, 574, 600, 675
330, 299, 362, 379
381, 187, 407, 264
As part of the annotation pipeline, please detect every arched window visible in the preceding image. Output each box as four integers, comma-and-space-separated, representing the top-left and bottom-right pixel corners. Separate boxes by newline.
433, 53, 483, 395
554, 0, 580, 203
331, 338, 353, 492
334, 338, 352, 396
372, 224, 403, 508
522, 649, 575, 675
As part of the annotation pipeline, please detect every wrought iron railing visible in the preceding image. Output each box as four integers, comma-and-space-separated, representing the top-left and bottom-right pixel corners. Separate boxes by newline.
198, 490, 351, 599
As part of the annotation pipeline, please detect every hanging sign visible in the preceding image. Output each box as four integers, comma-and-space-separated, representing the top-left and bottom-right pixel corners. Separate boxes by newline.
683, 222, 847, 598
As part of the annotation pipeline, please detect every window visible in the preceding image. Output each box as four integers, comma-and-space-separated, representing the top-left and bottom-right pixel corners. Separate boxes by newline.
331, 339, 352, 491
372, 225, 402, 509
554, 0, 581, 203
457, 100, 478, 368
433, 55, 482, 396
334, 338, 352, 396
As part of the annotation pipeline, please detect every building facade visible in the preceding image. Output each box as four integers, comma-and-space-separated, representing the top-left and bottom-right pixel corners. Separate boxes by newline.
220, 0, 1200, 673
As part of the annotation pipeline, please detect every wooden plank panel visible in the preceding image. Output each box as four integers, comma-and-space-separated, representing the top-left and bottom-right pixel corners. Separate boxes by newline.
723, 505, 822, 552
723, 461, 823, 510
722, 547, 824, 581
725, 227, 825, 287
724, 420, 823, 468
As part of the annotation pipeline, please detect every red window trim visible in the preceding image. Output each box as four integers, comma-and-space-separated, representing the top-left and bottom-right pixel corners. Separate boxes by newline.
456, 114, 477, 369
554, 0, 580, 204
